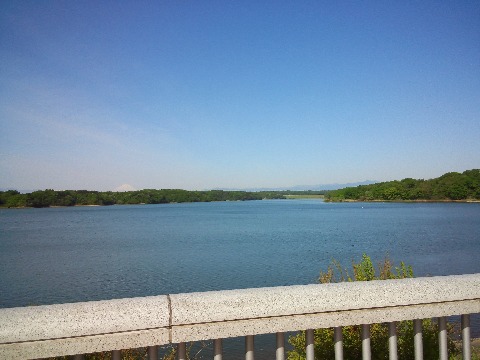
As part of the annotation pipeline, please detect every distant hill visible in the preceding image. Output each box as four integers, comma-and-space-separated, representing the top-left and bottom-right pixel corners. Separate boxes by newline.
113, 184, 136, 192
281, 180, 379, 191
219, 180, 378, 192
0, 188, 37, 194
325, 169, 480, 202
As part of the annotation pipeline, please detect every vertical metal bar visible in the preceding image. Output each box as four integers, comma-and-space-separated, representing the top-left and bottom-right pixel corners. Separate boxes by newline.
177, 342, 186, 360
413, 319, 423, 360
148, 345, 158, 360
305, 329, 315, 360
361, 324, 371, 360
214, 338, 223, 360
276, 332, 285, 360
112, 350, 121, 360
334, 326, 343, 360
438, 317, 448, 360
245, 335, 255, 360
388, 321, 398, 360
462, 314, 471, 360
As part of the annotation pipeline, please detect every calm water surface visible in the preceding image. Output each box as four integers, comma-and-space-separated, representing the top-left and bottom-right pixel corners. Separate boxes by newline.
1, 200, 479, 357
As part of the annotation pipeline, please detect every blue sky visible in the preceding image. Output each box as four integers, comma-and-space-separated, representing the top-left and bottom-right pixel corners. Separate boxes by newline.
1, 1, 479, 191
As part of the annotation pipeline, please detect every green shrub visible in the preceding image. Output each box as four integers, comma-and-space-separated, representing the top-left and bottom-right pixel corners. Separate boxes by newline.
288, 254, 458, 360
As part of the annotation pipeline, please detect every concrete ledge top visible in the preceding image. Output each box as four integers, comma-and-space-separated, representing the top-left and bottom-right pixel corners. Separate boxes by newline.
0, 295, 170, 343
170, 273, 480, 325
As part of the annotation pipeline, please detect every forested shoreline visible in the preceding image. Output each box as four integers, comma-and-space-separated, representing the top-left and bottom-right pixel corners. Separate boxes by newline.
325, 169, 480, 202
0, 189, 292, 208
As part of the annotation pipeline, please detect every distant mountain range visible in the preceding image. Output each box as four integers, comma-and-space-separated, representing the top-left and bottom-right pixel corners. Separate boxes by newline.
218, 180, 378, 192
1, 180, 378, 194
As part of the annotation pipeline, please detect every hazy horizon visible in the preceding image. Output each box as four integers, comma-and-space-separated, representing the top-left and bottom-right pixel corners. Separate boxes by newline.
1, 179, 379, 193
2, 2, 479, 191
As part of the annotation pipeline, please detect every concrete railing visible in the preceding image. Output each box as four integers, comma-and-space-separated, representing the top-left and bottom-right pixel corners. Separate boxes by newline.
1, 274, 479, 360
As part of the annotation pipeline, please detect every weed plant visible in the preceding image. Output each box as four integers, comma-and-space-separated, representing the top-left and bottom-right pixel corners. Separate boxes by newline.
288, 254, 459, 360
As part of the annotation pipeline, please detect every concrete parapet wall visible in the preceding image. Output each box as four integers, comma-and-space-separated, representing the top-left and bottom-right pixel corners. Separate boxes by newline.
0, 296, 170, 343
1, 274, 479, 359
170, 274, 480, 324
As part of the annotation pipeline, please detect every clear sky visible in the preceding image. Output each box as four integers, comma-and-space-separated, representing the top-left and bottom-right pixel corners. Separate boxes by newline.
1, 1, 479, 191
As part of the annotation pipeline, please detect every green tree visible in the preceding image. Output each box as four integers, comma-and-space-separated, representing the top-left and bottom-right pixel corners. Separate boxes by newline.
26, 190, 56, 208
447, 184, 468, 200
4, 192, 27, 207
325, 169, 480, 201
0, 190, 24, 207
382, 186, 401, 200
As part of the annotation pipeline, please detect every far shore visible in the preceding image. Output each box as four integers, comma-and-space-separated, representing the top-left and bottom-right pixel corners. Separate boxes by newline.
3, 197, 480, 209
285, 194, 324, 199
326, 199, 480, 203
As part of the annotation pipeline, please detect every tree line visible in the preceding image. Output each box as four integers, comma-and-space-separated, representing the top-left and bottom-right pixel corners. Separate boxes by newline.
0, 189, 289, 208
324, 169, 480, 202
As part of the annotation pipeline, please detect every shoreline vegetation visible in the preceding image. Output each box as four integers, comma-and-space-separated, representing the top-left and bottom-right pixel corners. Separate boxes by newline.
324, 169, 480, 203
0, 189, 326, 209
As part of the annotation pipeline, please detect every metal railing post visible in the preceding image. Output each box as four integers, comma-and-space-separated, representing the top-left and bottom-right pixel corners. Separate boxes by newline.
177, 342, 186, 360
334, 326, 343, 360
462, 314, 471, 360
245, 335, 254, 360
413, 319, 423, 360
147, 345, 158, 360
214, 338, 223, 360
388, 321, 398, 360
112, 350, 121, 360
438, 317, 448, 360
306, 329, 315, 360
361, 324, 371, 360
276, 332, 285, 360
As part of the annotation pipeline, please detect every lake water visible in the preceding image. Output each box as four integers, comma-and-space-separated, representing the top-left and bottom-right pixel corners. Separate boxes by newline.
1, 199, 479, 357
